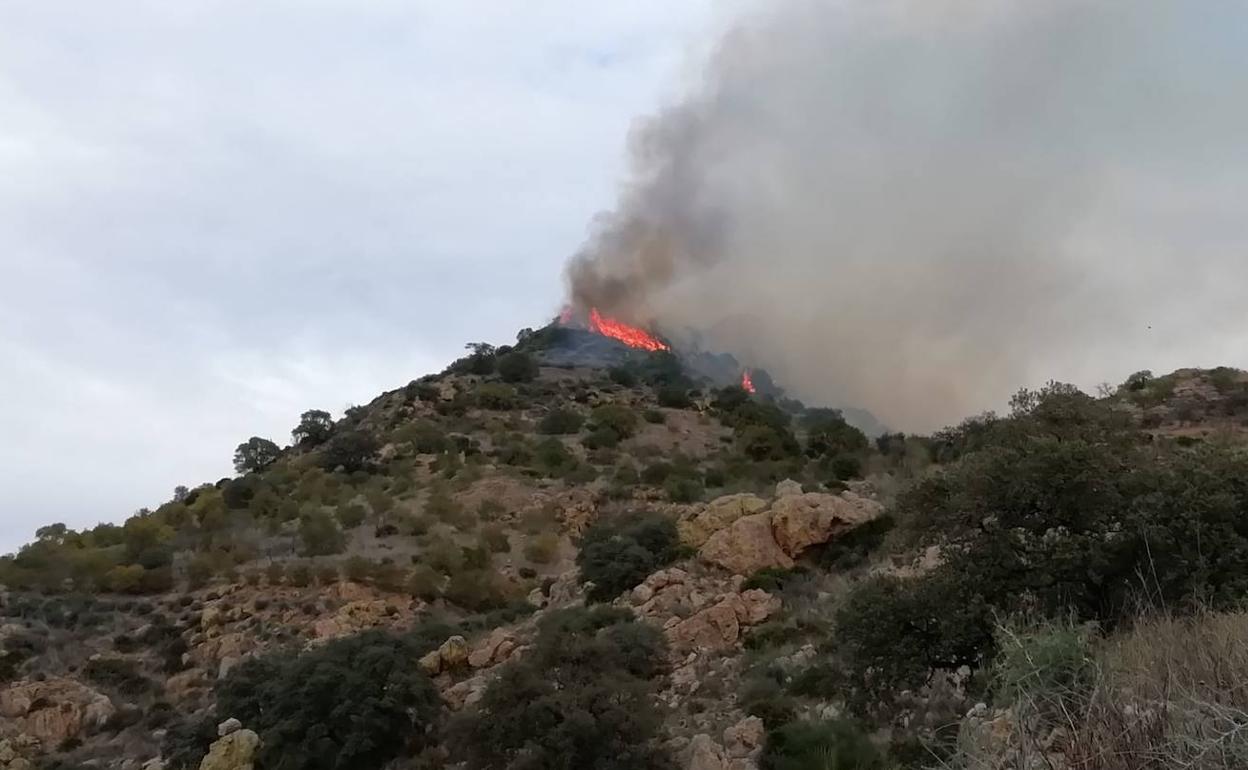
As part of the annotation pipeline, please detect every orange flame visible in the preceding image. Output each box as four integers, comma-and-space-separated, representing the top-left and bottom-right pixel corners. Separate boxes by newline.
588, 308, 669, 352
742, 369, 756, 394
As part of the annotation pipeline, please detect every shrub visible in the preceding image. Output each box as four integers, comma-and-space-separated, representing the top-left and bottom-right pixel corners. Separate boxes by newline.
336, 503, 367, 529
479, 525, 511, 553
533, 438, 578, 477
802, 409, 869, 459
656, 386, 692, 409
287, 562, 312, 588
761, 719, 883, 770
185, 555, 215, 590
664, 475, 703, 503
265, 562, 285, 586
343, 555, 373, 583
445, 569, 511, 612
408, 565, 442, 601
538, 408, 584, 435
643, 409, 665, 424
577, 513, 681, 602
315, 564, 339, 585
299, 510, 346, 556
84, 656, 152, 697
608, 366, 638, 387
589, 404, 639, 442
524, 533, 561, 564
216, 631, 440, 770
321, 430, 380, 473
452, 606, 672, 770
475, 383, 519, 410
496, 351, 539, 383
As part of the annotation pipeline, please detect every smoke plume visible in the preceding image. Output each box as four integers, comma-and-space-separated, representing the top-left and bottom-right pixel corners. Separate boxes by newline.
566, 0, 1248, 431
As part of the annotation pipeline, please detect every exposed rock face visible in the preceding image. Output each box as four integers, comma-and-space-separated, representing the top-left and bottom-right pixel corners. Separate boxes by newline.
723, 716, 765, 759
699, 514, 794, 574
199, 728, 260, 770
0, 738, 37, 770
665, 590, 781, 653
468, 628, 517, 669
686, 733, 759, 770
679, 494, 768, 548
0, 678, 114, 746
769, 491, 883, 558
217, 718, 242, 737
421, 635, 471, 676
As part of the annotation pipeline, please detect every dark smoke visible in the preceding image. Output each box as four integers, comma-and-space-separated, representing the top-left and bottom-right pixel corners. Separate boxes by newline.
566, 0, 1248, 431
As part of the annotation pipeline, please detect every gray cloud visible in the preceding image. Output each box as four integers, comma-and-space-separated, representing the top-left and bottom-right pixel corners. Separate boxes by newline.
568, 0, 1248, 431
0, 1, 714, 552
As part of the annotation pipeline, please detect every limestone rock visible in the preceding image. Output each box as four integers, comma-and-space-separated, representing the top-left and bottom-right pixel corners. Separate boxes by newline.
723, 716, 765, 758
217, 717, 242, 737
418, 649, 443, 676
769, 491, 883, 558
468, 629, 516, 669
438, 635, 470, 670
733, 589, 781, 625
667, 600, 742, 653
442, 674, 490, 711
199, 728, 260, 770
775, 479, 804, 498
0, 678, 115, 746
679, 494, 768, 548
687, 734, 727, 770
699, 514, 793, 575
142, 760, 166, 770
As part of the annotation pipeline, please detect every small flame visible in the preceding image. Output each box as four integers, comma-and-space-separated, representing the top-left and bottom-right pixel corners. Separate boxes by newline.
742, 369, 756, 394
588, 308, 669, 352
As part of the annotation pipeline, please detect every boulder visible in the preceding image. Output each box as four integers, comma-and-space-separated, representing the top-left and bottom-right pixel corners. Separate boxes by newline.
769, 491, 883, 558
199, 728, 260, 770
217, 717, 242, 737
723, 716, 765, 758
775, 479, 804, 498
687, 734, 727, 770
0, 678, 115, 746
438, 635, 470, 670
699, 514, 793, 575
679, 494, 768, 548
468, 629, 516, 669
665, 590, 779, 653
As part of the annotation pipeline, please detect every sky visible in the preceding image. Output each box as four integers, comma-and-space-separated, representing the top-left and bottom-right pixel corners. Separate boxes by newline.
0, 1, 719, 553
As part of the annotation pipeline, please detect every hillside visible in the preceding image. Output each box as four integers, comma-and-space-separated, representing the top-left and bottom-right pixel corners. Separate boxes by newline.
3, 325, 1248, 770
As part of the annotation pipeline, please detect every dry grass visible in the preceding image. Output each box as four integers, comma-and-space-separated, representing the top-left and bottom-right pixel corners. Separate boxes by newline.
947, 610, 1248, 770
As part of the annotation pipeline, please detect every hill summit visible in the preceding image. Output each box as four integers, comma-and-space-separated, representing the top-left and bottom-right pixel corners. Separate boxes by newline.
3, 323, 1248, 770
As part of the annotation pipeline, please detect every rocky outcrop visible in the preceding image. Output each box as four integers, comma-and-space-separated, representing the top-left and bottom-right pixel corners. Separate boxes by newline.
678, 494, 768, 548
0, 737, 37, 770
0, 678, 114, 746
722, 716, 765, 760
685, 730, 759, 770
769, 491, 883, 558
420, 635, 471, 676
199, 728, 260, 770
665, 590, 780, 653
468, 628, 517, 669
699, 514, 793, 574
775, 479, 804, 497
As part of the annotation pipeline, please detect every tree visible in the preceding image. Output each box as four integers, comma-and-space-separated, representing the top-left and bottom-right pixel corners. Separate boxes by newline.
234, 437, 281, 474
496, 350, 539, 383
292, 409, 334, 447
216, 631, 440, 770
802, 409, 868, 458
321, 430, 380, 473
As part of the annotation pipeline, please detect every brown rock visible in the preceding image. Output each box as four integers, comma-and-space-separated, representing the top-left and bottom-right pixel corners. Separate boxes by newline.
723, 716, 765, 758
468, 629, 514, 669
165, 669, 209, 701
687, 734, 727, 770
438, 635, 470, 670
199, 728, 260, 770
679, 495, 768, 548
667, 599, 741, 652
775, 479, 804, 497
699, 514, 793, 575
418, 649, 443, 676
769, 491, 883, 558
732, 589, 781, 625
0, 678, 114, 746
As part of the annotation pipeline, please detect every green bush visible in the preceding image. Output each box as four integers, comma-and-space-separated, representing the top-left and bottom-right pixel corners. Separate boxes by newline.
216, 630, 440, 770
589, 404, 640, 442
452, 606, 672, 770
533, 437, 578, 477
664, 475, 704, 503
475, 383, 519, 410
321, 430, 380, 473
577, 513, 681, 602
643, 409, 665, 424
496, 351, 539, 383
336, 503, 367, 529
299, 510, 346, 556
479, 524, 511, 553
656, 386, 692, 409
801, 409, 868, 459
538, 408, 584, 435
445, 569, 512, 612
524, 533, 561, 564
233, 437, 281, 474
761, 719, 883, 770
608, 366, 638, 387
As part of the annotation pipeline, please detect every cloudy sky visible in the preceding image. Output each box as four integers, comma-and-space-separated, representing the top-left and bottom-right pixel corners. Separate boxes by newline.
0, 1, 720, 553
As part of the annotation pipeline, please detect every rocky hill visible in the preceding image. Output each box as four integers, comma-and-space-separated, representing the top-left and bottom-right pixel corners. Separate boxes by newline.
3, 326, 1248, 770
